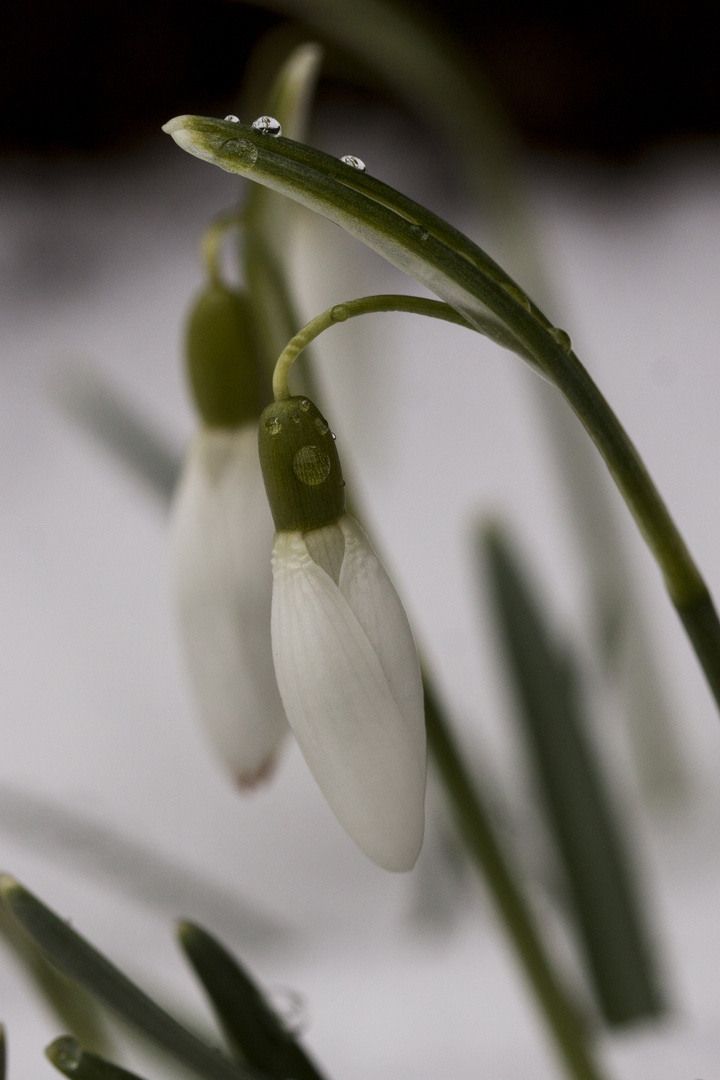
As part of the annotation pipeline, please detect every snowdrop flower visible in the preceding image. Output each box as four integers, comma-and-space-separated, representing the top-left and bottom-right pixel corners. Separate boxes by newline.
172, 284, 287, 786
259, 395, 426, 871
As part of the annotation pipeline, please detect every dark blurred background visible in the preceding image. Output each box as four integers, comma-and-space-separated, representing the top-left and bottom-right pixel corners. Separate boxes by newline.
1, 0, 719, 160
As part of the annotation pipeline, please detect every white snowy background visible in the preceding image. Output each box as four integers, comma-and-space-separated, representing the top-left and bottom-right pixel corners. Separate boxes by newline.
1, 100, 720, 1080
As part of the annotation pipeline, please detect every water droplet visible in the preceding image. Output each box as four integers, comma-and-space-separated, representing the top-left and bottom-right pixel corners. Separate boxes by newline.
331, 432, 337, 440
223, 140, 258, 168
549, 327, 572, 352
410, 224, 430, 242
252, 115, 282, 137
331, 304, 349, 322
266, 988, 307, 1036
224, 115, 240, 123
52, 1039, 82, 1070
502, 282, 532, 312
293, 446, 331, 486
340, 154, 366, 172
299, 399, 311, 412
314, 417, 329, 435
265, 416, 282, 435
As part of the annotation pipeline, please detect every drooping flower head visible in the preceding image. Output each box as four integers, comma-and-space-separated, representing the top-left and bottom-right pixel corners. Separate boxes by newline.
259, 395, 426, 871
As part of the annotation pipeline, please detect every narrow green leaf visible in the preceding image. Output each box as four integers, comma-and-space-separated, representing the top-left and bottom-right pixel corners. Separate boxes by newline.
0, 878, 263, 1080
164, 115, 720, 718
0, 904, 111, 1056
482, 527, 665, 1026
0, 1024, 5, 1080
424, 685, 607, 1080
46, 1037, 149, 1080
244, 42, 324, 383
178, 923, 325, 1080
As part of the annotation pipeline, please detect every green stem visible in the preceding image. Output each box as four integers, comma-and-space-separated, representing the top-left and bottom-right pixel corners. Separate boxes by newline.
271, 293, 478, 400
514, 323, 719, 695
424, 684, 608, 1080
201, 212, 244, 288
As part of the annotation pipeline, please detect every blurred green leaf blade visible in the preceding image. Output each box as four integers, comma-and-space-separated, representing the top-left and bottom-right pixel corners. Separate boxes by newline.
0, 877, 264, 1080
0, 902, 111, 1056
55, 366, 180, 506
178, 922, 326, 1080
482, 527, 665, 1026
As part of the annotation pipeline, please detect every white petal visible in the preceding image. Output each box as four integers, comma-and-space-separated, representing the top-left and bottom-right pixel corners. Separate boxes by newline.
337, 515, 425, 767
171, 426, 288, 785
272, 530, 426, 871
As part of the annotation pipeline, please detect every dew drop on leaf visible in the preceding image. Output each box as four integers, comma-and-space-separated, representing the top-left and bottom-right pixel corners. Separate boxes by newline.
340, 155, 366, 172
252, 115, 282, 136
549, 327, 572, 352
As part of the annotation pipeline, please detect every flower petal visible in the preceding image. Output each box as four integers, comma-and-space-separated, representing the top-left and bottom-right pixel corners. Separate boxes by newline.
172, 426, 288, 784
272, 530, 425, 871
337, 515, 425, 767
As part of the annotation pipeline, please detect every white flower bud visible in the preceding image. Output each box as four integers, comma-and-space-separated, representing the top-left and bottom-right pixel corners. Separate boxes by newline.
172, 425, 288, 786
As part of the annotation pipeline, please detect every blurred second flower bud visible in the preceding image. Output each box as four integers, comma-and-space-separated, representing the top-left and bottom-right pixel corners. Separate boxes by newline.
172, 282, 287, 786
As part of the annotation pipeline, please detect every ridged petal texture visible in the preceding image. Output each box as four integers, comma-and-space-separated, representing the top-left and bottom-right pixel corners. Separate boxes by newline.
172, 426, 288, 785
272, 514, 426, 871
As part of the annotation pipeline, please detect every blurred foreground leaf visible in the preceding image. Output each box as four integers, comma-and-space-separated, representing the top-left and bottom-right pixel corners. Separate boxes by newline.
179, 923, 325, 1080
46, 1037, 149, 1080
0, 878, 264, 1080
482, 526, 665, 1026
0, 903, 111, 1056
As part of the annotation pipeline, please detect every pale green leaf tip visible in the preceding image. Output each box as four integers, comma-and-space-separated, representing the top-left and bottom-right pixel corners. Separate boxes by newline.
176, 919, 195, 943
162, 114, 245, 173
162, 115, 204, 158
161, 115, 189, 137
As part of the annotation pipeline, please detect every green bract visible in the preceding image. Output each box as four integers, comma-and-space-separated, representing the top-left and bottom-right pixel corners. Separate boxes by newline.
185, 284, 262, 427
258, 397, 344, 531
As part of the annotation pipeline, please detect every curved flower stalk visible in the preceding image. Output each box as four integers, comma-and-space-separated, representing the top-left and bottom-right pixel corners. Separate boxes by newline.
259, 395, 426, 871
173, 282, 288, 786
